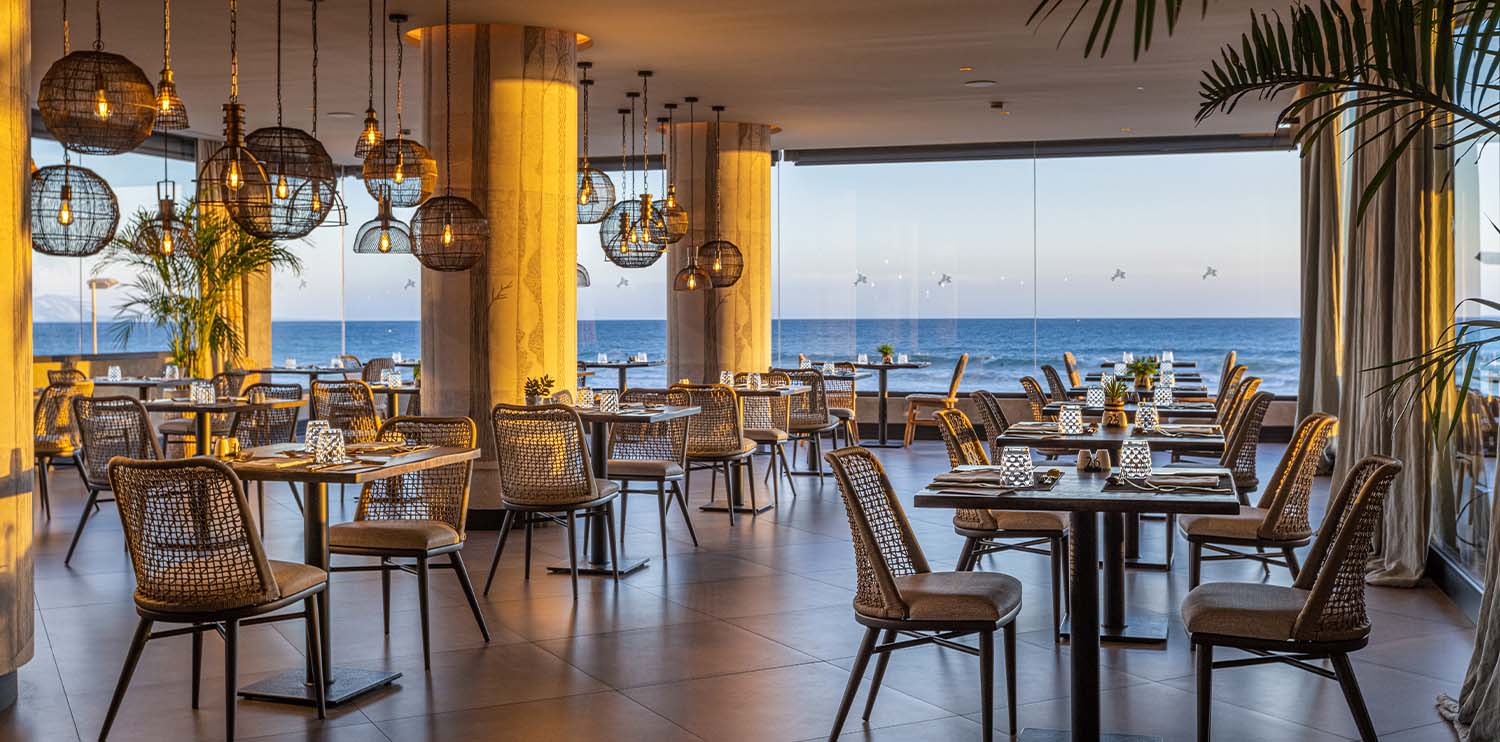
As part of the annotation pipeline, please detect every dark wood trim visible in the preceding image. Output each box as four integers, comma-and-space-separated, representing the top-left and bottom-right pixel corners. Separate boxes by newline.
781, 132, 1294, 167
1426, 545, 1482, 622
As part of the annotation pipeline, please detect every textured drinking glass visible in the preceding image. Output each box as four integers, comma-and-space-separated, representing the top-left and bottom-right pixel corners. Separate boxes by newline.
190, 381, 216, 405
1119, 440, 1152, 479
1164, 350, 1174, 362
1161, 360, 1173, 374
391, 351, 403, 363
897, 353, 910, 364
999, 446, 1036, 488
597, 352, 608, 363
719, 371, 734, 386
857, 353, 869, 365
1124, 352, 1135, 363
1114, 362, 1127, 376
639, 352, 649, 362
164, 364, 178, 380
1161, 370, 1176, 388
749, 373, 762, 390
285, 357, 297, 369
313, 429, 346, 464
799, 357, 812, 369
577, 388, 595, 408
598, 389, 620, 413
107, 365, 122, 382
304, 420, 329, 449
1086, 386, 1105, 407
1135, 402, 1159, 432
1101, 373, 1115, 386
1153, 384, 1175, 407
1058, 404, 1084, 435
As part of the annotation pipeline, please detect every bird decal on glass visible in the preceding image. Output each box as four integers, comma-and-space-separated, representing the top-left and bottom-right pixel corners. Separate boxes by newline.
1110, 269, 1126, 282
853, 272, 871, 287
298, 279, 309, 290
404, 279, 417, 289
617, 277, 630, 288
937, 273, 953, 288
1202, 266, 1218, 280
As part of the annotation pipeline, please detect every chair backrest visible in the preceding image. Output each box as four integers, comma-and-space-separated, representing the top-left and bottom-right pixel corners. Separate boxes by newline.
48, 368, 87, 385
214, 370, 248, 398
358, 416, 476, 534
1218, 390, 1273, 489
1019, 376, 1051, 421
1255, 413, 1338, 541
491, 404, 598, 507
734, 372, 792, 433
230, 383, 303, 447
1290, 455, 1403, 642
339, 354, 363, 370
34, 380, 94, 450
782, 368, 831, 428
311, 379, 381, 443
107, 457, 279, 613
1218, 350, 1238, 392
73, 396, 160, 488
1217, 373, 1259, 428
362, 357, 395, 383
611, 388, 691, 466
825, 446, 931, 620
1062, 352, 1082, 388
943, 353, 969, 400
1216, 360, 1245, 404
823, 372, 857, 418
969, 390, 1010, 460
675, 383, 746, 457
934, 408, 989, 467
1040, 364, 1070, 402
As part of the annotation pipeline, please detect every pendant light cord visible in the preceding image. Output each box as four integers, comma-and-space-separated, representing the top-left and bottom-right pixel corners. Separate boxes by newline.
381, 0, 388, 124
94, 0, 101, 50
311, 0, 318, 136
274, 0, 282, 124
365, 0, 374, 110
579, 67, 590, 169
658, 119, 667, 197
687, 98, 696, 269
713, 108, 722, 241
162, 0, 171, 69
640, 74, 650, 195
619, 108, 628, 195
443, 0, 452, 193
394, 14, 404, 138
62, 0, 69, 55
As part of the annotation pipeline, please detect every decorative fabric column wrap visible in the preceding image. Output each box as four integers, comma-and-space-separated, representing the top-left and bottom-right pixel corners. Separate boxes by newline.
1333, 104, 1453, 587
1295, 90, 1342, 425
419, 24, 577, 512
667, 121, 772, 383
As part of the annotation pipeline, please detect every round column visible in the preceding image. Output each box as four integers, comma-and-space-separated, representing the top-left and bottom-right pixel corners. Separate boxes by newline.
419, 24, 578, 513
666, 120, 773, 382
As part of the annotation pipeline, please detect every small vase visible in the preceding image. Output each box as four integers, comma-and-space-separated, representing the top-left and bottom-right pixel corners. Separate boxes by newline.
1102, 401, 1128, 429
881, 354, 894, 364
1134, 374, 1153, 392
525, 394, 543, 406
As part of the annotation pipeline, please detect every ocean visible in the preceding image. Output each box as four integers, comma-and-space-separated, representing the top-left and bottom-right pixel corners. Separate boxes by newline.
35, 317, 1300, 393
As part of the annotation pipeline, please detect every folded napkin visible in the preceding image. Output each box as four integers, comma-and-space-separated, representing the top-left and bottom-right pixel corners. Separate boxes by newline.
931, 469, 1009, 486
1146, 474, 1222, 487
1159, 424, 1221, 435
1008, 422, 1059, 432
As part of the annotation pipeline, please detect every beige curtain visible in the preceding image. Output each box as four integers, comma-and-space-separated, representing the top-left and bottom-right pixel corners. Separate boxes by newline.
1333, 104, 1454, 586
1439, 478, 1500, 740
1296, 92, 1342, 427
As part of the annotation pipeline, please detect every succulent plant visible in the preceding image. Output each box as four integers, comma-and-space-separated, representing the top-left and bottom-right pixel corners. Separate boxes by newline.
523, 375, 555, 399
1102, 376, 1129, 403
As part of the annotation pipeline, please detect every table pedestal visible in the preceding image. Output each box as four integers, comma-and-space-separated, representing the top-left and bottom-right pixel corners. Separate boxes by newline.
863, 369, 902, 447
699, 459, 772, 515
548, 419, 649, 576
1059, 513, 1170, 644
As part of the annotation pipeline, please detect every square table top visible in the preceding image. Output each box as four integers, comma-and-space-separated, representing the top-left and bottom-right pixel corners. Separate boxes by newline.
995, 421, 1225, 453
913, 465, 1240, 515
1097, 360, 1198, 369
1068, 383, 1210, 397
228, 442, 481, 484
578, 359, 667, 369
367, 382, 421, 393
144, 396, 307, 414
572, 404, 700, 424
1085, 371, 1203, 382
849, 361, 931, 370
732, 384, 810, 397
91, 377, 199, 387
1042, 400, 1219, 419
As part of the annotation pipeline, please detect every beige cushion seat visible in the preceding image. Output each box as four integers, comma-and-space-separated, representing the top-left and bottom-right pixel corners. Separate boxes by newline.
330, 519, 462, 551
607, 459, 685, 479
886, 571, 1023, 622
34, 440, 76, 457
790, 418, 838, 433
904, 393, 953, 404
1178, 508, 1270, 541
830, 407, 855, 420
693, 438, 758, 459
1180, 581, 1308, 641
136, 558, 327, 614
159, 418, 231, 436
745, 427, 788, 443
270, 560, 329, 598
955, 509, 1068, 533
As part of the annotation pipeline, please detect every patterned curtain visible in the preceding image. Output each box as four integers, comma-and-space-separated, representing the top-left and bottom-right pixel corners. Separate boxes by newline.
1295, 90, 1342, 430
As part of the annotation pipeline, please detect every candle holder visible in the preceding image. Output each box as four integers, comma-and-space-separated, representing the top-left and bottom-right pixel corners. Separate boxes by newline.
330, 357, 343, 369
799, 357, 812, 369
856, 353, 869, 365
1114, 362, 1127, 376
597, 389, 620, 413
748, 373, 763, 390
1135, 402, 1159, 432
577, 388, 595, 409
392, 351, 403, 363
1119, 440, 1152, 479
1086, 386, 1105, 407
999, 446, 1036, 488
304, 420, 330, 450
1058, 404, 1085, 435
638, 352, 649, 362
190, 381, 216, 405
164, 364, 179, 380
1161, 361, 1173, 374
1153, 384, 1175, 407
597, 352, 608, 363
312, 428, 346, 464
897, 353, 910, 364
1161, 370, 1176, 388
1101, 373, 1116, 387
107, 366, 123, 382
718, 371, 734, 386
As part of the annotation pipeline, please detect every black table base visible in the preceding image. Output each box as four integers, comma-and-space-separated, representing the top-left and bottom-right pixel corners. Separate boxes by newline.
1059, 610, 1170, 644
1017, 730, 1160, 742
546, 556, 650, 577
239, 667, 400, 707
699, 502, 774, 515
548, 419, 651, 576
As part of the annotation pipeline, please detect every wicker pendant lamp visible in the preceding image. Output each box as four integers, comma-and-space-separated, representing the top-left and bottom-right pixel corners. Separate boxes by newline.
354, 186, 412, 254
411, 0, 488, 272
38, 0, 157, 155
354, 0, 383, 158
363, 13, 436, 208
673, 98, 709, 292
130, 139, 193, 256
601, 92, 666, 268
698, 105, 743, 288
196, 0, 273, 233
244, 0, 336, 240
31, 157, 119, 257
659, 103, 689, 244
153, 0, 187, 130
577, 62, 615, 224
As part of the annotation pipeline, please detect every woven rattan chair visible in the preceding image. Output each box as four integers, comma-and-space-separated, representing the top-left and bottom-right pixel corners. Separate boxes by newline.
1212, 364, 1248, 409
67, 396, 161, 564
1019, 376, 1072, 460
48, 367, 87, 384
1040, 364, 1070, 402
902, 353, 968, 447
329, 416, 489, 670
485, 404, 621, 599
1181, 413, 1338, 589
1172, 370, 1254, 464
548, 389, 575, 406
970, 390, 1011, 462
608, 388, 699, 559
677, 383, 759, 524
100, 457, 328, 741
779, 368, 841, 477
229, 382, 305, 535
825, 364, 859, 447
1062, 352, 1082, 388
160, 371, 247, 455
1185, 455, 1402, 742
735, 372, 798, 505
311, 379, 381, 444
1216, 350, 1238, 396
362, 357, 395, 384
935, 409, 1069, 638
824, 446, 1020, 741
34, 380, 93, 520
339, 354, 363, 379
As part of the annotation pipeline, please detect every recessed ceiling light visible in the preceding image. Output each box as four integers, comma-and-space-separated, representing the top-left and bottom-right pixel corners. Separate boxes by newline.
1276, 121, 1293, 129
1135, 85, 1145, 91
1120, 127, 1133, 133
964, 79, 997, 88
959, 66, 974, 72
327, 111, 356, 119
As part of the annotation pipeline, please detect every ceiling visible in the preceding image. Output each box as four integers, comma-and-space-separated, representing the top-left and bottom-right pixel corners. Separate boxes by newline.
27, 0, 1289, 165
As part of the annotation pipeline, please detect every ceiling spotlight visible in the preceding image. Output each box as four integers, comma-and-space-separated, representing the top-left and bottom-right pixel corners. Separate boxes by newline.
1135, 85, 1145, 91
327, 111, 356, 119
959, 66, 974, 72
964, 79, 997, 88
1120, 127, 1133, 133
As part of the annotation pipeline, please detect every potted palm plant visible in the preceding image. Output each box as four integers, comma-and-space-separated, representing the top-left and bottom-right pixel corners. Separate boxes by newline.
1101, 376, 1130, 429
877, 343, 896, 365
524, 375, 555, 406
1126, 357, 1159, 391
100, 202, 301, 378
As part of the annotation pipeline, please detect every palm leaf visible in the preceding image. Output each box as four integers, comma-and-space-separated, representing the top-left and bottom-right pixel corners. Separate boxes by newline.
1028, 0, 1205, 58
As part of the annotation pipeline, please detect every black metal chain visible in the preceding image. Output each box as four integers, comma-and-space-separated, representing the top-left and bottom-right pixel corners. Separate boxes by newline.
619, 108, 628, 192
713, 106, 724, 240
94, 0, 101, 50
444, 0, 452, 193
311, 0, 318, 135
62, 0, 69, 55
274, 0, 282, 124
658, 118, 667, 197
380, 0, 388, 124
162, 0, 171, 68
229, 0, 238, 101
687, 98, 696, 267
579, 66, 590, 169
394, 14, 404, 137
640, 74, 649, 195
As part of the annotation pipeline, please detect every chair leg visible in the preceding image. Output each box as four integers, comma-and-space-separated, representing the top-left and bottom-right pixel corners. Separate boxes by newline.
768, 450, 780, 508
289, 482, 302, 511
101, 617, 153, 741
416, 554, 432, 671
380, 558, 392, 635
256, 481, 266, 538
36, 456, 51, 521
1283, 547, 1301, 580
306, 597, 327, 719
1165, 514, 1176, 566
618, 485, 629, 534
565, 510, 580, 600
861, 629, 898, 721
656, 482, 670, 559
829, 626, 879, 741
64, 488, 102, 565
483, 509, 517, 595
673, 482, 699, 547
902, 405, 917, 447
1050, 536, 1064, 639
1196, 641, 1213, 741
449, 551, 490, 642
1189, 541, 1203, 589
778, 445, 799, 498
1331, 652, 1379, 742
603, 503, 621, 582
1003, 622, 1017, 736
979, 629, 995, 742
955, 537, 979, 572
223, 618, 239, 742
746, 457, 760, 514
709, 463, 719, 503
524, 516, 535, 580
190, 624, 203, 709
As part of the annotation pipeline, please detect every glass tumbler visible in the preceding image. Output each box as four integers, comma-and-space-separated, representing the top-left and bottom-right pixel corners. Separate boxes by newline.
999, 446, 1036, 488
1058, 404, 1084, 435
597, 389, 620, 413
1086, 386, 1105, 407
1119, 440, 1153, 479
1135, 402, 1159, 432
1153, 384, 1175, 408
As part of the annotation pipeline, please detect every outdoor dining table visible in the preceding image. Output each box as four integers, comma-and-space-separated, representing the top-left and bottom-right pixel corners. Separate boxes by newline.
90, 376, 195, 400
1068, 382, 1210, 398
577, 359, 665, 392
1042, 400, 1219, 420
569, 404, 700, 575
246, 365, 359, 418
1084, 371, 1203, 383
143, 395, 306, 455
228, 442, 480, 706
366, 381, 420, 418
1097, 359, 1197, 369
847, 360, 930, 447
914, 465, 1238, 742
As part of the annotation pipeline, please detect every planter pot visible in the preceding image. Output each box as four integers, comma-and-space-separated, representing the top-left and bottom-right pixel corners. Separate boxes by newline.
1133, 375, 1153, 391
525, 395, 543, 406
1102, 401, 1129, 429
881, 354, 895, 364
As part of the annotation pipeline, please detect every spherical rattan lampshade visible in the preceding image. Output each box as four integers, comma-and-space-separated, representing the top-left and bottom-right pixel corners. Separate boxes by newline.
38, 50, 157, 155
412, 194, 488, 271
699, 239, 744, 288
363, 138, 436, 208
600, 199, 667, 269
578, 167, 616, 225
353, 215, 412, 254
30, 164, 119, 257
197, 104, 274, 234
246, 126, 337, 239
576, 263, 591, 287
672, 264, 711, 292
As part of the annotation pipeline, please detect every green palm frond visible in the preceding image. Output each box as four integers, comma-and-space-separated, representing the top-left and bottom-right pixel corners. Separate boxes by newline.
1028, 0, 1209, 58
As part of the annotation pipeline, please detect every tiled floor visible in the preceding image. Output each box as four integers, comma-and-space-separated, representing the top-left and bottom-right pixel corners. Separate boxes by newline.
4, 441, 1473, 741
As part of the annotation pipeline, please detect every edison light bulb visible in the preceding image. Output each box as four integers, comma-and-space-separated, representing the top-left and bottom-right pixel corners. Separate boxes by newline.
160, 94, 171, 113
378, 229, 392, 253
365, 127, 379, 145
442, 221, 454, 246
161, 230, 174, 256
227, 160, 243, 190
578, 179, 592, 206
311, 189, 322, 212
393, 163, 405, 184
686, 273, 697, 290
275, 174, 289, 200
94, 87, 111, 120
713, 256, 723, 272
57, 199, 73, 226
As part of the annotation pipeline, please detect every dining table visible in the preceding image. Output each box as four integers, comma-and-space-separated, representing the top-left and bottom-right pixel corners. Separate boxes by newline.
846, 360, 930, 447
577, 359, 666, 392
1097, 359, 1197, 369
699, 384, 810, 513
246, 365, 361, 417
1084, 371, 1203, 383
90, 376, 196, 400
914, 465, 1239, 742
1041, 400, 1219, 420
1068, 382, 1211, 399
567, 404, 700, 575
227, 442, 481, 707
366, 381, 420, 418
143, 396, 306, 455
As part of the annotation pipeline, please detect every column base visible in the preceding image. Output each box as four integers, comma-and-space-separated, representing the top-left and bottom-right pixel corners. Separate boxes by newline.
0, 671, 16, 712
